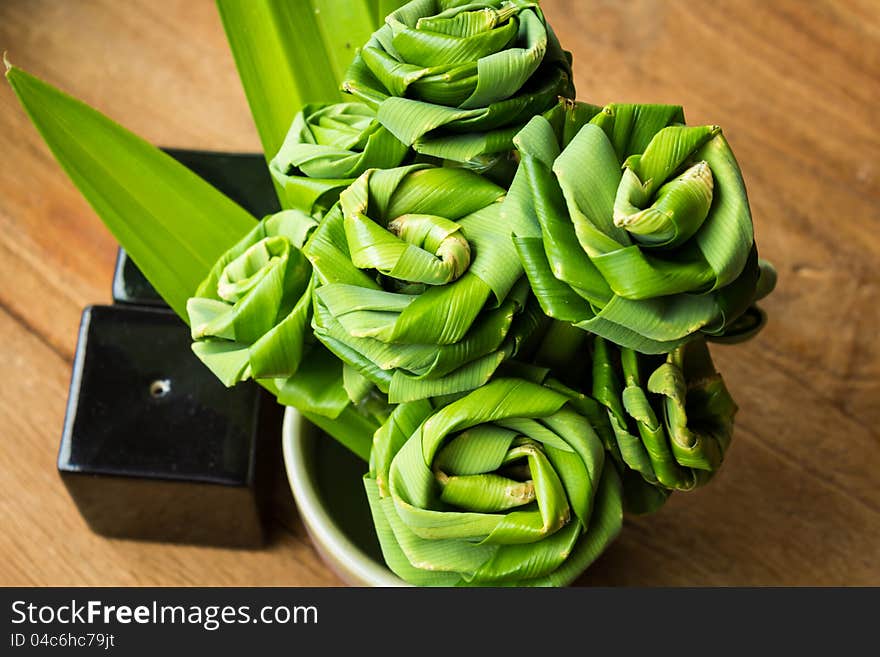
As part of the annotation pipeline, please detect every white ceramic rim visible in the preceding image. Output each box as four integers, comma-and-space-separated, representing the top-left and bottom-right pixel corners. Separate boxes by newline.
282, 406, 406, 587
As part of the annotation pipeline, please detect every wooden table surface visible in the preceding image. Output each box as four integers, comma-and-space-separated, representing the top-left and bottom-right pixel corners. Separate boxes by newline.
1, 0, 877, 587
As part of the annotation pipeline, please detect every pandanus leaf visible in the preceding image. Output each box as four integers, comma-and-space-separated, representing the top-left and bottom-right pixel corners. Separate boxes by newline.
187, 210, 318, 386
270, 102, 408, 214
524, 319, 736, 513
591, 336, 737, 494
305, 164, 543, 403
5, 65, 254, 319
343, 0, 574, 165
12, 0, 776, 585
366, 377, 623, 586
511, 103, 775, 353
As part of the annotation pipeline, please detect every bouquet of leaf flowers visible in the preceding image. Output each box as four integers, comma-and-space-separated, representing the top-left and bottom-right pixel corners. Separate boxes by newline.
9, 0, 775, 586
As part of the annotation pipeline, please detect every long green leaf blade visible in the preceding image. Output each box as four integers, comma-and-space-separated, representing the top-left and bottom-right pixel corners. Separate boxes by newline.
217, 0, 341, 158
6, 66, 255, 320
312, 0, 388, 88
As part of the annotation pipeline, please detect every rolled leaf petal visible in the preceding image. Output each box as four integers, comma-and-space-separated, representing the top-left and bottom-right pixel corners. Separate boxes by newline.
270, 102, 409, 213
186, 208, 384, 430
591, 335, 737, 494
187, 209, 319, 386
366, 377, 623, 586
343, 0, 574, 164
305, 164, 543, 403
511, 103, 772, 352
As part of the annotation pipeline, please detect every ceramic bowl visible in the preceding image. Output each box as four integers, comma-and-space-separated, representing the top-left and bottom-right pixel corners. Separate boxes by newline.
282, 407, 405, 586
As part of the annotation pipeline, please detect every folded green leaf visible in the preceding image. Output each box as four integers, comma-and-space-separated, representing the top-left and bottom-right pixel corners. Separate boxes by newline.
185, 207, 390, 430
511, 103, 770, 353
187, 210, 318, 384
366, 377, 623, 586
707, 258, 777, 344
343, 0, 574, 164
592, 336, 737, 494
305, 165, 542, 403
269, 102, 408, 213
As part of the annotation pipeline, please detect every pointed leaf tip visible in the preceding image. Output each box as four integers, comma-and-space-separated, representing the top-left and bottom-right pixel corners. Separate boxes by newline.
3, 52, 12, 75
9, 65, 256, 319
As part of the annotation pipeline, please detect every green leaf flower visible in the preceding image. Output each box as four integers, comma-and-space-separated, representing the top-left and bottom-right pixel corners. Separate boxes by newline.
304, 164, 542, 403
591, 335, 737, 497
186, 209, 317, 385
510, 103, 773, 353
366, 377, 623, 586
186, 209, 370, 419
343, 0, 574, 165
270, 102, 408, 214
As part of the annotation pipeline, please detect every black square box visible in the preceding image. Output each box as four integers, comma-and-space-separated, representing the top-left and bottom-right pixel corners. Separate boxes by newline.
58, 305, 278, 547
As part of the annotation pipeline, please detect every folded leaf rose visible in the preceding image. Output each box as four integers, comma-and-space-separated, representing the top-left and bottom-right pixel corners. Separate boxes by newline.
591, 335, 737, 498
365, 377, 623, 586
270, 102, 408, 215
343, 0, 574, 165
186, 210, 359, 418
511, 103, 770, 353
304, 164, 541, 403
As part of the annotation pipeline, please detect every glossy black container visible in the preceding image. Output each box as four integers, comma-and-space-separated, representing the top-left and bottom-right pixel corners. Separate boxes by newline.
59, 305, 280, 547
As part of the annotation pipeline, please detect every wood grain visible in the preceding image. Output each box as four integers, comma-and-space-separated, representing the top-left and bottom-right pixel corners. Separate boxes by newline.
0, 0, 877, 586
